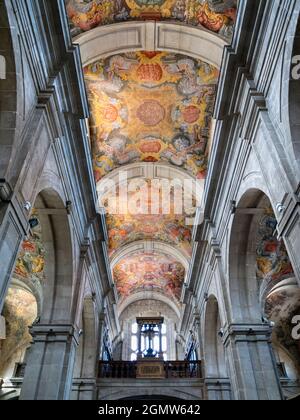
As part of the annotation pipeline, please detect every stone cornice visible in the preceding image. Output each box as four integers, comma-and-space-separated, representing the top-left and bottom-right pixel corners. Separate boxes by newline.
29, 324, 81, 346
222, 323, 273, 347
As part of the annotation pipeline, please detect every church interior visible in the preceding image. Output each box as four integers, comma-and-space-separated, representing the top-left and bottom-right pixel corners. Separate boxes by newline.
0, 0, 300, 401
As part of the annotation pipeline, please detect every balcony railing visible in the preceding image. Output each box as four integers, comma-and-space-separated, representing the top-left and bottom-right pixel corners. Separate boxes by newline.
98, 361, 202, 379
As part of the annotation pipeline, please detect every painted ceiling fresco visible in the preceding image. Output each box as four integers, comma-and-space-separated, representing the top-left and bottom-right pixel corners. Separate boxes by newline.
256, 210, 294, 286
66, 0, 237, 40
113, 252, 185, 301
83, 51, 214, 302
101, 179, 194, 257
84, 51, 219, 181
82, 46, 219, 302
14, 214, 45, 285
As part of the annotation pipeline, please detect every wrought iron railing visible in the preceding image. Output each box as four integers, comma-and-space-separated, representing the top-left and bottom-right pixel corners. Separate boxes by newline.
98, 361, 202, 379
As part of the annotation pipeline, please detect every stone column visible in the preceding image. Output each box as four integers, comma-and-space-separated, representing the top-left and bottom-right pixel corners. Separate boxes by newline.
0, 196, 27, 312
205, 379, 232, 400
20, 324, 79, 400
223, 324, 283, 400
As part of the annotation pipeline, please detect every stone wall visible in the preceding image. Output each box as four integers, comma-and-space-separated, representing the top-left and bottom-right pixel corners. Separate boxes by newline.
0, 0, 116, 401
181, 0, 300, 401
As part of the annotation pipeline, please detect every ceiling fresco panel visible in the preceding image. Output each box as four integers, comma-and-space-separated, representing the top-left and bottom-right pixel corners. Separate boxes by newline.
66, 0, 237, 41
113, 251, 185, 301
84, 51, 219, 182
101, 179, 195, 257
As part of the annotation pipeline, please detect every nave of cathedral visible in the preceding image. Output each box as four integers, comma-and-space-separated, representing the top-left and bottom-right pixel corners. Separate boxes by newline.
0, 0, 300, 401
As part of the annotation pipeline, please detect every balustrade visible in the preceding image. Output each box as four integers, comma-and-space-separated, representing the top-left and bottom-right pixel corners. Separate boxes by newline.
98, 361, 202, 379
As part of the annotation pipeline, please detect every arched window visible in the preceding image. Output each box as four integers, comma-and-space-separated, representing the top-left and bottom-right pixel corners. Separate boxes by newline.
130, 321, 168, 361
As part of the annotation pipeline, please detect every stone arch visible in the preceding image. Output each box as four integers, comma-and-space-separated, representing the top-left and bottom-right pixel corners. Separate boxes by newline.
76, 21, 226, 68
98, 387, 201, 401
119, 298, 180, 361
99, 163, 202, 262
228, 189, 271, 323
97, 162, 203, 208
121, 395, 183, 401
17, 187, 78, 400
203, 295, 227, 379
228, 188, 296, 323
118, 291, 181, 320
1, 187, 75, 384
111, 241, 190, 275
226, 188, 300, 400
33, 188, 74, 324
0, 185, 59, 382
265, 277, 300, 390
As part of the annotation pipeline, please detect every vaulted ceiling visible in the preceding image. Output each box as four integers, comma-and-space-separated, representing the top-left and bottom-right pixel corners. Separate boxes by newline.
83, 51, 218, 303
113, 251, 185, 303
84, 52, 218, 180
66, 0, 237, 308
101, 179, 195, 258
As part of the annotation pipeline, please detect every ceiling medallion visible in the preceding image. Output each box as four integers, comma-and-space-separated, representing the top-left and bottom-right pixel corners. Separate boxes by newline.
136, 100, 166, 126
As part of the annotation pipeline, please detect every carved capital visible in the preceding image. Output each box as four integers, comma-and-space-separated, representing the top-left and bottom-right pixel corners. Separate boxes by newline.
29, 324, 80, 346
223, 323, 272, 346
